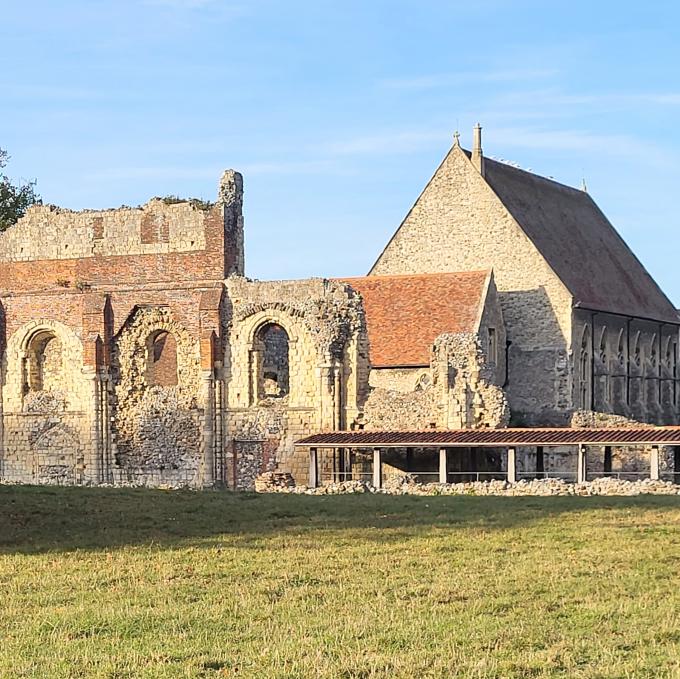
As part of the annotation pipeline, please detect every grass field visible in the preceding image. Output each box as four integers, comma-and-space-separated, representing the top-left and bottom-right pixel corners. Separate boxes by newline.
1, 487, 680, 678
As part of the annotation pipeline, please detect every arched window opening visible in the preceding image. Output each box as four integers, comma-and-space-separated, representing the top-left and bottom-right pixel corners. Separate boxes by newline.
617, 330, 625, 368
414, 373, 431, 392
665, 337, 673, 370
633, 332, 641, 369
256, 323, 289, 399
25, 331, 63, 393
146, 330, 178, 387
650, 334, 658, 370
579, 326, 591, 409
598, 328, 607, 366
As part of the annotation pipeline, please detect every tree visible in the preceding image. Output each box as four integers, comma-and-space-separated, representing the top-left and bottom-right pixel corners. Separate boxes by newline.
0, 149, 40, 231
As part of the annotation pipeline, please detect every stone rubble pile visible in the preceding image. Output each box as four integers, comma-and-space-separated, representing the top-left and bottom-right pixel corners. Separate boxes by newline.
257, 475, 680, 497
254, 471, 296, 492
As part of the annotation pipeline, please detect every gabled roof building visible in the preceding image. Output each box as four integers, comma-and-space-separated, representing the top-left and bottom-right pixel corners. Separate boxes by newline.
371, 125, 680, 426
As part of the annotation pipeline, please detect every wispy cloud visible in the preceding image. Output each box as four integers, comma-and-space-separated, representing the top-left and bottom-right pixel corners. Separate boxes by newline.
484, 126, 673, 167
240, 160, 340, 176
144, 0, 219, 8
143, 0, 249, 16
380, 68, 559, 91
88, 159, 342, 182
322, 130, 450, 155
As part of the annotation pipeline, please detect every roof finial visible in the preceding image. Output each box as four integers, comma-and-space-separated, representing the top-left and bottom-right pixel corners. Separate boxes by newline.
453, 130, 460, 147
580, 177, 588, 192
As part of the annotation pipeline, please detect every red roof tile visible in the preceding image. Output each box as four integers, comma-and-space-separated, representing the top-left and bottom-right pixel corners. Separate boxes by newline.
339, 271, 489, 367
296, 427, 680, 447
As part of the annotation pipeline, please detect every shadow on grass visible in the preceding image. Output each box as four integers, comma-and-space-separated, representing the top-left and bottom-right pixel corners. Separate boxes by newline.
1, 484, 679, 554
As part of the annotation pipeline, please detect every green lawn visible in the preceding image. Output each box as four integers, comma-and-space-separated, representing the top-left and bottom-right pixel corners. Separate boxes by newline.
1, 487, 680, 678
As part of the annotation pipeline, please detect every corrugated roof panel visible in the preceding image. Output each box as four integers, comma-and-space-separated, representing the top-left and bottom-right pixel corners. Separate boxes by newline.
295, 427, 680, 447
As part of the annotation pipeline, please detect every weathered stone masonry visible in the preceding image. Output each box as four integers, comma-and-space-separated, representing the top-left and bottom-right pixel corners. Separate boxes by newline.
1, 126, 678, 489
0, 171, 244, 487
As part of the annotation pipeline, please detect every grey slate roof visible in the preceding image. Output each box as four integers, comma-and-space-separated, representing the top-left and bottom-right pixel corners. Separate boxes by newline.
482, 157, 679, 324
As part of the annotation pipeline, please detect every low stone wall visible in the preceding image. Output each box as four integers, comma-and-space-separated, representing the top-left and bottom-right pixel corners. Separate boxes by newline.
257, 476, 680, 496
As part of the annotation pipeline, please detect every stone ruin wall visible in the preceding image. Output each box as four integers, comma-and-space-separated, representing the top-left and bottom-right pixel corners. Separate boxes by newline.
0, 316, 99, 485
0, 171, 244, 488
0, 162, 677, 490
0, 169, 243, 266
110, 305, 204, 487
223, 276, 367, 488
1, 200, 207, 262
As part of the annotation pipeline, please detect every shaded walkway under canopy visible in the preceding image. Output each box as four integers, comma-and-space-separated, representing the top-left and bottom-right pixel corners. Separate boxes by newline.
295, 427, 680, 487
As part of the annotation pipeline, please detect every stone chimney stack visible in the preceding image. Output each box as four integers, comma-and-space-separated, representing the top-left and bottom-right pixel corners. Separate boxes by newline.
471, 123, 485, 176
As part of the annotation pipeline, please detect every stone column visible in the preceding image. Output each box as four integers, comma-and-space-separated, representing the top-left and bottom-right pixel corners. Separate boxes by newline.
201, 371, 215, 487
373, 448, 382, 489
439, 447, 448, 484
309, 447, 319, 488
83, 367, 102, 485
650, 445, 660, 481
507, 447, 517, 483
577, 444, 587, 484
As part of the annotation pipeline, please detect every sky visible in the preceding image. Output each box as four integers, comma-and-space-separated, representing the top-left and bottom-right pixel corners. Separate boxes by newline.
2, 1, 680, 302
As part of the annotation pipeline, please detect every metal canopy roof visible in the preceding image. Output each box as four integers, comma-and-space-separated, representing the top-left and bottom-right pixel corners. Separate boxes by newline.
295, 427, 680, 449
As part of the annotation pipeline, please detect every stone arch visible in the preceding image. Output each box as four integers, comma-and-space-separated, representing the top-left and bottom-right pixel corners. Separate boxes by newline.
4, 319, 86, 412
244, 308, 301, 347
235, 308, 308, 407
112, 306, 200, 394
253, 322, 290, 399
111, 306, 202, 484
25, 329, 63, 393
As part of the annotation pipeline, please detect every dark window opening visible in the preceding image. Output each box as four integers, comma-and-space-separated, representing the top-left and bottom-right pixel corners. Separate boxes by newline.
604, 446, 612, 475
146, 330, 178, 387
25, 331, 63, 393
579, 326, 591, 409
257, 323, 290, 399
536, 446, 544, 478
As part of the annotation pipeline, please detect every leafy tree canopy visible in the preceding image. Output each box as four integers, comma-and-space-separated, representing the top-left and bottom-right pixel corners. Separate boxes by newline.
0, 149, 40, 231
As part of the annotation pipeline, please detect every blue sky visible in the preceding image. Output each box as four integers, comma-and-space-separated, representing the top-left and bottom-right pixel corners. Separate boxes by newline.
3, 1, 680, 302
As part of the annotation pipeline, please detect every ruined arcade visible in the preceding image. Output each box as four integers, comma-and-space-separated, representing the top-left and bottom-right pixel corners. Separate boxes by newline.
1, 126, 679, 489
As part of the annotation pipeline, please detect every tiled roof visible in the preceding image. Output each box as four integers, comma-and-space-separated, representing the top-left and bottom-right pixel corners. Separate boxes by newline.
340, 271, 489, 367
296, 427, 680, 447
483, 158, 680, 324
